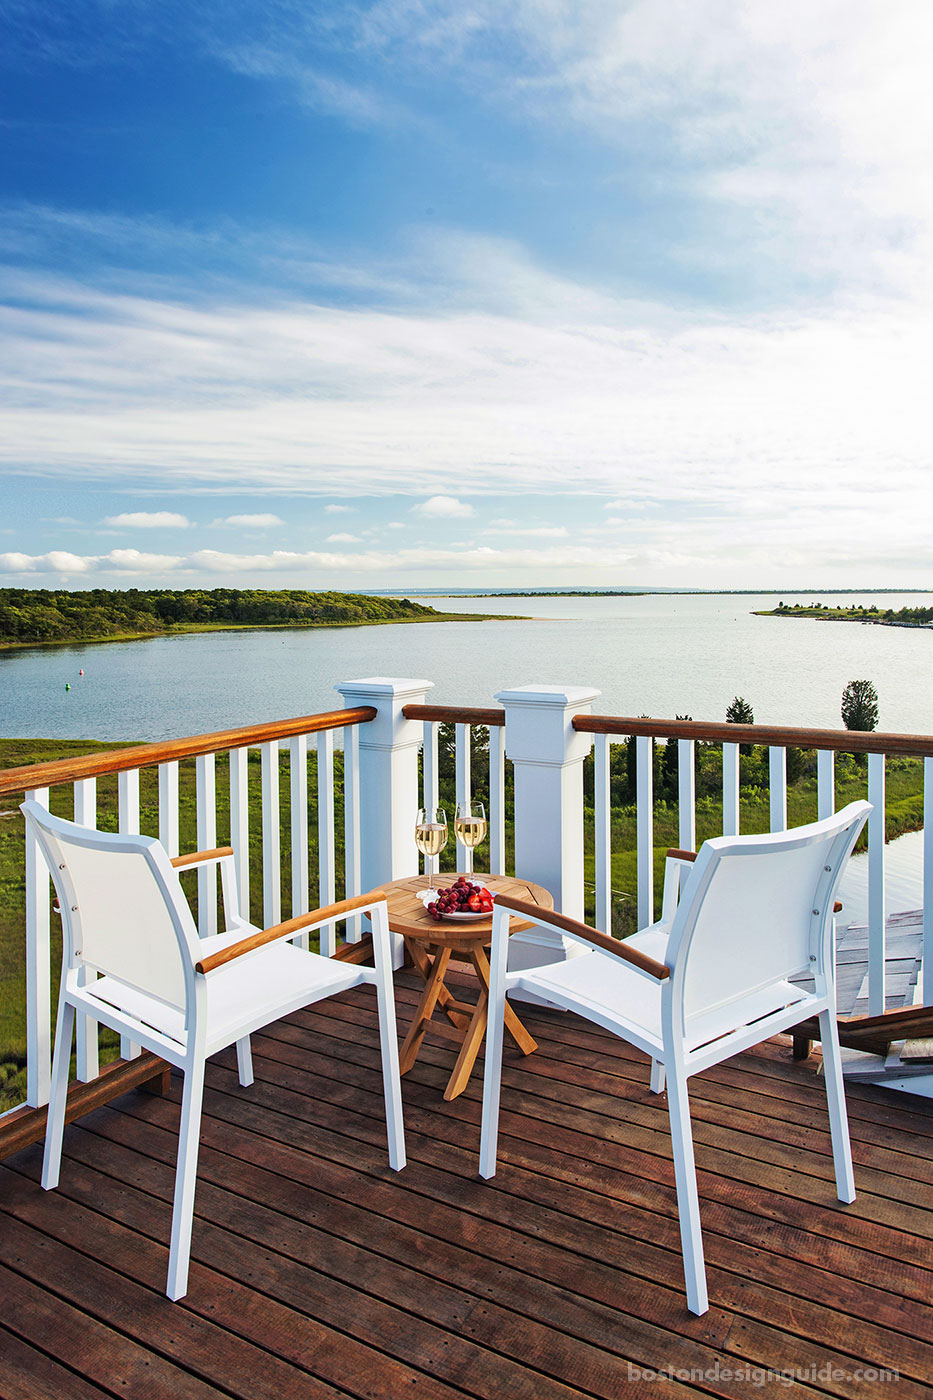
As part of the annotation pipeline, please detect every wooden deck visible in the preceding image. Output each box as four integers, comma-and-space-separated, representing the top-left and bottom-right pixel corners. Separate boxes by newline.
2, 966, 932, 1399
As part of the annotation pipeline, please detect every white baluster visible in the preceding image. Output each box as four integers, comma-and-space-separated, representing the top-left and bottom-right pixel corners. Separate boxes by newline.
722, 743, 740, 836
288, 736, 309, 948
769, 747, 787, 832
25, 786, 51, 1107
677, 739, 696, 853
229, 746, 250, 921
117, 770, 140, 835
422, 720, 441, 885
260, 740, 281, 928
636, 735, 654, 928
488, 723, 506, 877
456, 722, 472, 874
158, 760, 179, 857
817, 750, 835, 819
73, 778, 98, 1082
343, 723, 362, 944
195, 753, 217, 939
918, 761, 924, 1002
317, 729, 336, 956
867, 753, 886, 1016
117, 769, 141, 1060
594, 732, 612, 933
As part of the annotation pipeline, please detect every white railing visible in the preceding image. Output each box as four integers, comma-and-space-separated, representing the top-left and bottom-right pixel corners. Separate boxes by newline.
576, 714, 933, 1017
1, 705, 375, 1112
4, 675, 932, 1129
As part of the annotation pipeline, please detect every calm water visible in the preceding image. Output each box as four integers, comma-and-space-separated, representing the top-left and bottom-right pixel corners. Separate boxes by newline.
1, 591, 931, 742
1, 590, 928, 919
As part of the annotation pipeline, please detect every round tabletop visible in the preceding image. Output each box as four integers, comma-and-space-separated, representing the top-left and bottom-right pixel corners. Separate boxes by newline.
377, 872, 554, 948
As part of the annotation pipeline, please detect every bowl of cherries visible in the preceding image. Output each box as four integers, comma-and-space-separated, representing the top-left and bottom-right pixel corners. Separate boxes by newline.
420, 877, 495, 921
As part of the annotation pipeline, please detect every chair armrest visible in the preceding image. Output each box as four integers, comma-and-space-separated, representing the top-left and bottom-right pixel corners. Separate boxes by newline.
171, 846, 234, 870
493, 893, 669, 981
659, 849, 696, 925
195, 890, 383, 973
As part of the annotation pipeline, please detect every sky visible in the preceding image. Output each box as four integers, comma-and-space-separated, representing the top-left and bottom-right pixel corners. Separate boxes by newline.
1, 0, 932, 592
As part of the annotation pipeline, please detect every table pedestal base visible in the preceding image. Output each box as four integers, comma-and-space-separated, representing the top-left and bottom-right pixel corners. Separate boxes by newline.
399, 936, 537, 1100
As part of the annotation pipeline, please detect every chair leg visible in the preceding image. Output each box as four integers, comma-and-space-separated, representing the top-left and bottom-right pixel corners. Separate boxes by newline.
235, 1036, 253, 1087
666, 1070, 709, 1316
478, 913, 510, 1181
818, 1007, 856, 1204
370, 906, 406, 1172
649, 1059, 666, 1094
42, 1000, 75, 1192
166, 1057, 206, 1301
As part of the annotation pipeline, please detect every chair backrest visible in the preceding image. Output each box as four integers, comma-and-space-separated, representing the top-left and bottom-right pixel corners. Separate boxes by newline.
22, 800, 198, 1012
664, 801, 870, 1039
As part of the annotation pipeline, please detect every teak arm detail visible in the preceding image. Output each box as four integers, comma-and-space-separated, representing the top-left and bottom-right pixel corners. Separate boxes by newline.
666, 848, 697, 863
493, 893, 670, 981
171, 846, 234, 869
195, 891, 381, 973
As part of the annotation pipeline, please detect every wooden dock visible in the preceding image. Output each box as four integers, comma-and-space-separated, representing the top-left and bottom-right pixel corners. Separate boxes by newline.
2, 966, 932, 1398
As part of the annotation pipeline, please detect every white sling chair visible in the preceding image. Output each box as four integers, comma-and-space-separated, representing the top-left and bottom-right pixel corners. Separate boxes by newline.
22, 800, 406, 1301
479, 801, 871, 1316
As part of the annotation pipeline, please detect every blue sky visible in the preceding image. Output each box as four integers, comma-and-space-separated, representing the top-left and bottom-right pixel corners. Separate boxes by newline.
1, 1, 931, 590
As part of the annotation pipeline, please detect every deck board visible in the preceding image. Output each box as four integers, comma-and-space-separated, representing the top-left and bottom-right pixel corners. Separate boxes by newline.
1, 969, 930, 1399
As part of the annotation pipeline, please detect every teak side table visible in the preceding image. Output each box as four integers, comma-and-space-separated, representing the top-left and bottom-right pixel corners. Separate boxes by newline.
378, 873, 554, 1101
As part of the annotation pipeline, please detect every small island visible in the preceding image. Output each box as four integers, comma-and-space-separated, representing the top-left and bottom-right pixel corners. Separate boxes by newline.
0, 587, 523, 649
756, 601, 933, 628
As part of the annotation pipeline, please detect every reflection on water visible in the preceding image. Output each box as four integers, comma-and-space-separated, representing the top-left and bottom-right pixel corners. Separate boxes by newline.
2, 590, 933, 741
838, 829, 924, 928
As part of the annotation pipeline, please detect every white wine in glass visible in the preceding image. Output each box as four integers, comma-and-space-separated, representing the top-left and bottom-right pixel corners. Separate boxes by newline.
414, 808, 447, 890
455, 799, 487, 850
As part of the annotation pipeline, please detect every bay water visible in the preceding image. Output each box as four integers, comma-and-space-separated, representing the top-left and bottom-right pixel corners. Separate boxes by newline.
2, 590, 929, 921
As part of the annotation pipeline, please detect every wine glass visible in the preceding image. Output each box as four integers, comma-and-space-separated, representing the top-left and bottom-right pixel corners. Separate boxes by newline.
454, 799, 487, 864
414, 807, 447, 892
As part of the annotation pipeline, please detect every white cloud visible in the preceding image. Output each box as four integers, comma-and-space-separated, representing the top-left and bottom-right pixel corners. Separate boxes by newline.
106, 548, 183, 571
102, 511, 191, 529
412, 496, 474, 518
212, 513, 284, 528
0, 547, 181, 575
486, 524, 569, 538
324, 504, 354, 514
325, 532, 363, 543
1, 216, 932, 582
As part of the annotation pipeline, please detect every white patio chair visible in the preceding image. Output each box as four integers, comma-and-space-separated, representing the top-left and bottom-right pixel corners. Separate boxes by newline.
22, 800, 405, 1301
479, 800, 871, 1316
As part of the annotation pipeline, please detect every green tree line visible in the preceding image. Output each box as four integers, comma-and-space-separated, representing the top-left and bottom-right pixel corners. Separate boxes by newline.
0, 587, 443, 644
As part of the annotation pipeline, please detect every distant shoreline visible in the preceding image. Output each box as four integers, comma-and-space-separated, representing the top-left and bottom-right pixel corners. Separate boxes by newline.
756, 603, 933, 629
0, 587, 528, 652
0, 613, 533, 653
408, 588, 933, 600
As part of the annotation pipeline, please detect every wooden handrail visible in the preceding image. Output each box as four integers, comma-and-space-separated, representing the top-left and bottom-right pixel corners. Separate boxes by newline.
573, 713, 933, 757
402, 704, 506, 726
0, 706, 377, 797
494, 892, 670, 980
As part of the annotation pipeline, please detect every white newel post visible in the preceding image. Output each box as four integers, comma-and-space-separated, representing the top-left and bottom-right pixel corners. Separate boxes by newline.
496, 684, 601, 978
336, 676, 434, 967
